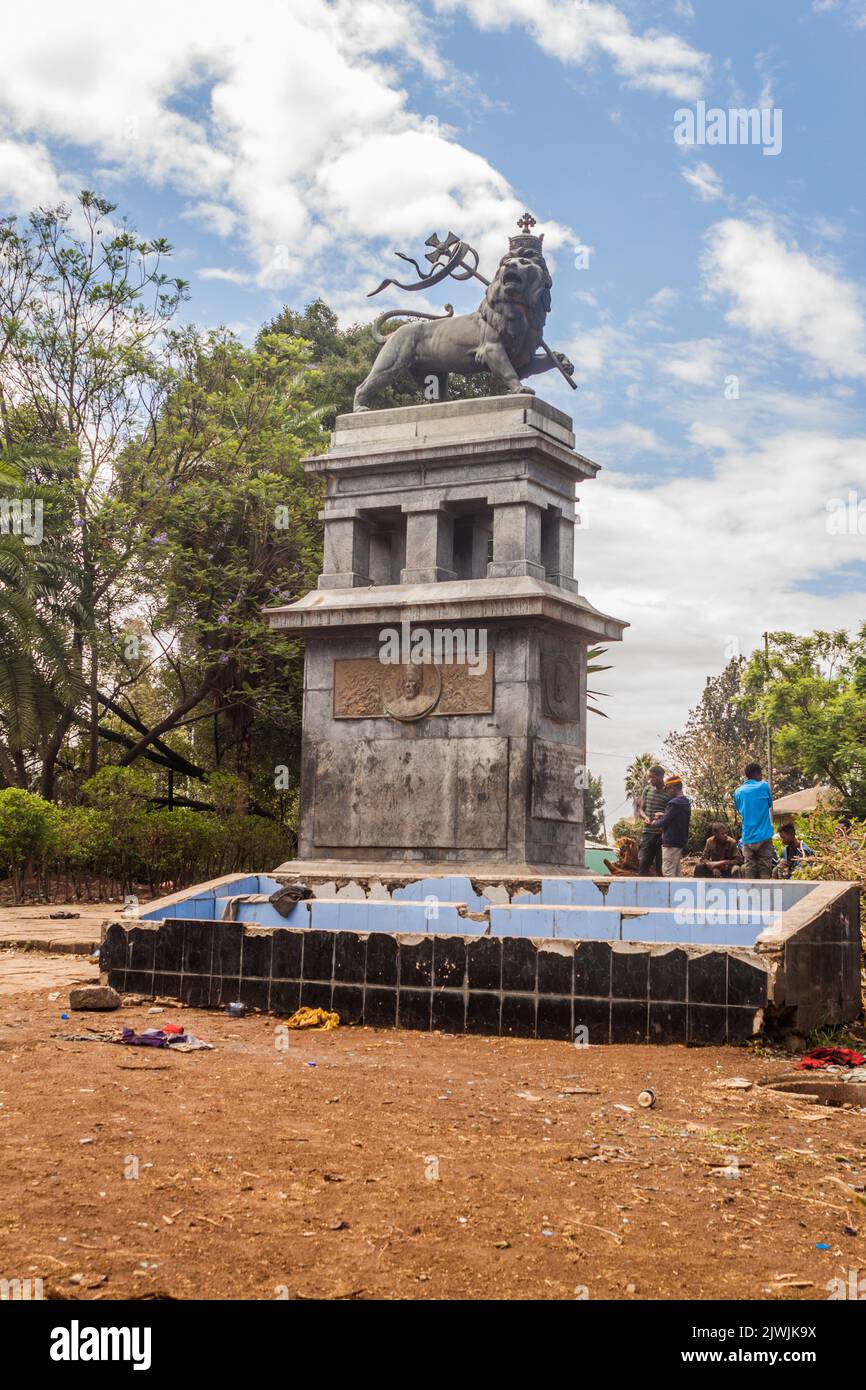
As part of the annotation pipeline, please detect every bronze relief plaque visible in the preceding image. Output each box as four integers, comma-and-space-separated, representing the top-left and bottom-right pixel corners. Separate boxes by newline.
333, 656, 494, 720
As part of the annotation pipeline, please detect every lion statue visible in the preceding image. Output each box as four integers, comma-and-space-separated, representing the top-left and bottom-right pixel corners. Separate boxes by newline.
353, 231, 573, 411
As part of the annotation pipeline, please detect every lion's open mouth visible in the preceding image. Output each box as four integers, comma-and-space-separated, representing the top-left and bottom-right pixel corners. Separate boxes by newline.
502, 269, 522, 289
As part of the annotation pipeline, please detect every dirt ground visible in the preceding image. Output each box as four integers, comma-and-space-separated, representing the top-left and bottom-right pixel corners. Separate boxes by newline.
1, 950, 865, 1302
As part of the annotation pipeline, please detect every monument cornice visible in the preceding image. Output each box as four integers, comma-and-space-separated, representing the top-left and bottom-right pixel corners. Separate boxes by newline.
265, 574, 628, 643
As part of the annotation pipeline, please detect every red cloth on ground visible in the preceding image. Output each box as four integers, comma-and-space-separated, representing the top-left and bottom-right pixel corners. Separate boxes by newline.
795, 1046, 865, 1070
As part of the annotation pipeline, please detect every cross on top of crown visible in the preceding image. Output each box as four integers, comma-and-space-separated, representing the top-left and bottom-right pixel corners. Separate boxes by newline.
517, 212, 536, 234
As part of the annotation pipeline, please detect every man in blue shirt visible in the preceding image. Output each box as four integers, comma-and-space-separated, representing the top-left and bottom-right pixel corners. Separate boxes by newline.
733, 762, 774, 879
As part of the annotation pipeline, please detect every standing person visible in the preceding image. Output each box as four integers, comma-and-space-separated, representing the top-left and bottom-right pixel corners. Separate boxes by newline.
637, 765, 670, 876
693, 823, 744, 878
732, 762, 774, 879
652, 774, 692, 878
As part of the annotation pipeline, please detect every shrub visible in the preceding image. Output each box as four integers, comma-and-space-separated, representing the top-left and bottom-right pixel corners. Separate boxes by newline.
611, 817, 641, 844
0, 789, 60, 901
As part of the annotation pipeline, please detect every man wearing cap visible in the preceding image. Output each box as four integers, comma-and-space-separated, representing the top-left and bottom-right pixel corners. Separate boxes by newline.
652, 775, 692, 878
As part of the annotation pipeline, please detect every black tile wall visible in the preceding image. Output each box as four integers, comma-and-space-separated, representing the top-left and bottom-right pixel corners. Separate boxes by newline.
99, 918, 771, 1045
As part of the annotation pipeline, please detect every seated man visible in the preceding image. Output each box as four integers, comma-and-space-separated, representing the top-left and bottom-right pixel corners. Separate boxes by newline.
603, 835, 640, 876
693, 823, 743, 878
772, 822, 815, 878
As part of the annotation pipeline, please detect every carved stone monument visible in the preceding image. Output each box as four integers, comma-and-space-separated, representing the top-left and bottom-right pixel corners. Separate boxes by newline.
266, 390, 628, 872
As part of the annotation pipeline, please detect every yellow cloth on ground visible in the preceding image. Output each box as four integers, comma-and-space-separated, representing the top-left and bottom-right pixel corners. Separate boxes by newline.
285, 1006, 340, 1031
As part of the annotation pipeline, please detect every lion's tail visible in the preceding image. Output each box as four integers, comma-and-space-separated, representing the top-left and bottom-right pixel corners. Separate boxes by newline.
372, 304, 454, 344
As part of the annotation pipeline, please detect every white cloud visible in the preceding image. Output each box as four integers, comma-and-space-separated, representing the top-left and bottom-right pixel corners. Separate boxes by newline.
662, 338, 723, 387
181, 202, 238, 237
688, 422, 737, 451
702, 217, 866, 381
0, 0, 555, 292
0, 136, 77, 212
681, 160, 728, 204
198, 267, 254, 286
583, 428, 866, 827
580, 422, 666, 459
435, 0, 710, 98
0, 0, 705, 298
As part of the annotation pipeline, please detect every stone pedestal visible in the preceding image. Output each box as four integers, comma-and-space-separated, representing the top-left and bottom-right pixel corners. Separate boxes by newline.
266, 394, 627, 872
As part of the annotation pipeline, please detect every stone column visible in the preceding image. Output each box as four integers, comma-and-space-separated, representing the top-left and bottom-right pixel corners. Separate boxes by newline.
487, 500, 545, 580
400, 506, 456, 584
318, 511, 371, 589
542, 511, 578, 593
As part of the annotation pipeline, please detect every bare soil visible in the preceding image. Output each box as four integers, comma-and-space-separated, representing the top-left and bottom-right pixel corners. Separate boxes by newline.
1, 967, 865, 1302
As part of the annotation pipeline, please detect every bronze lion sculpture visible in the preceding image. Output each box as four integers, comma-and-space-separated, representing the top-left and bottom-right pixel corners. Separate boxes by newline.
353, 233, 573, 412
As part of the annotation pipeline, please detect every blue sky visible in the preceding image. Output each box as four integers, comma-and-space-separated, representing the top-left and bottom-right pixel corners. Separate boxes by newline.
2, 0, 864, 826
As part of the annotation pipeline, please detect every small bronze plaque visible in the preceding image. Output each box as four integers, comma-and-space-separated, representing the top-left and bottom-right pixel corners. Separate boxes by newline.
333, 656, 494, 719
541, 653, 581, 723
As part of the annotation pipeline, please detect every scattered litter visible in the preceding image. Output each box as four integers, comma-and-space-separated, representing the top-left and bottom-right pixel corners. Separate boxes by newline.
329, 1219, 349, 1231
613, 1103, 633, 1113
285, 1007, 340, 1031
815, 1242, 831, 1250
559, 1086, 599, 1096
54, 1033, 108, 1044
50, 911, 80, 920
796, 1047, 865, 1071
47, 992, 60, 1002
493, 1240, 510, 1249
79, 1137, 94, 1146
515, 1091, 543, 1102
711, 1077, 753, 1090
118, 1027, 214, 1051
637, 1089, 656, 1109
306, 1061, 317, 1067
146, 1007, 164, 1016
60, 1013, 69, 1020
69, 984, 121, 1012
227, 1002, 247, 1018
270, 883, 314, 915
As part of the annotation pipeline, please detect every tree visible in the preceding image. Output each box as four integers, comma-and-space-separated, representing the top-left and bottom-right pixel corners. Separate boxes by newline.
664, 658, 771, 810
624, 752, 660, 817
111, 327, 325, 809
0, 192, 188, 796
741, 628, 866, 817
584, 771, 606, 841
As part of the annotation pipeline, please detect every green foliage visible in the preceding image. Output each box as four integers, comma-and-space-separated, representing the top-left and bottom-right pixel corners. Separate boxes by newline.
0, 786, 289, 901
583, 771, 606, 841
624, 752, 661, 816
258, 297, 496, 424
665, 658, 767, 809
611, 817, 641, 843
0, 788, 60, 899
741, 629, 866, 817
586, 646, 611, 718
